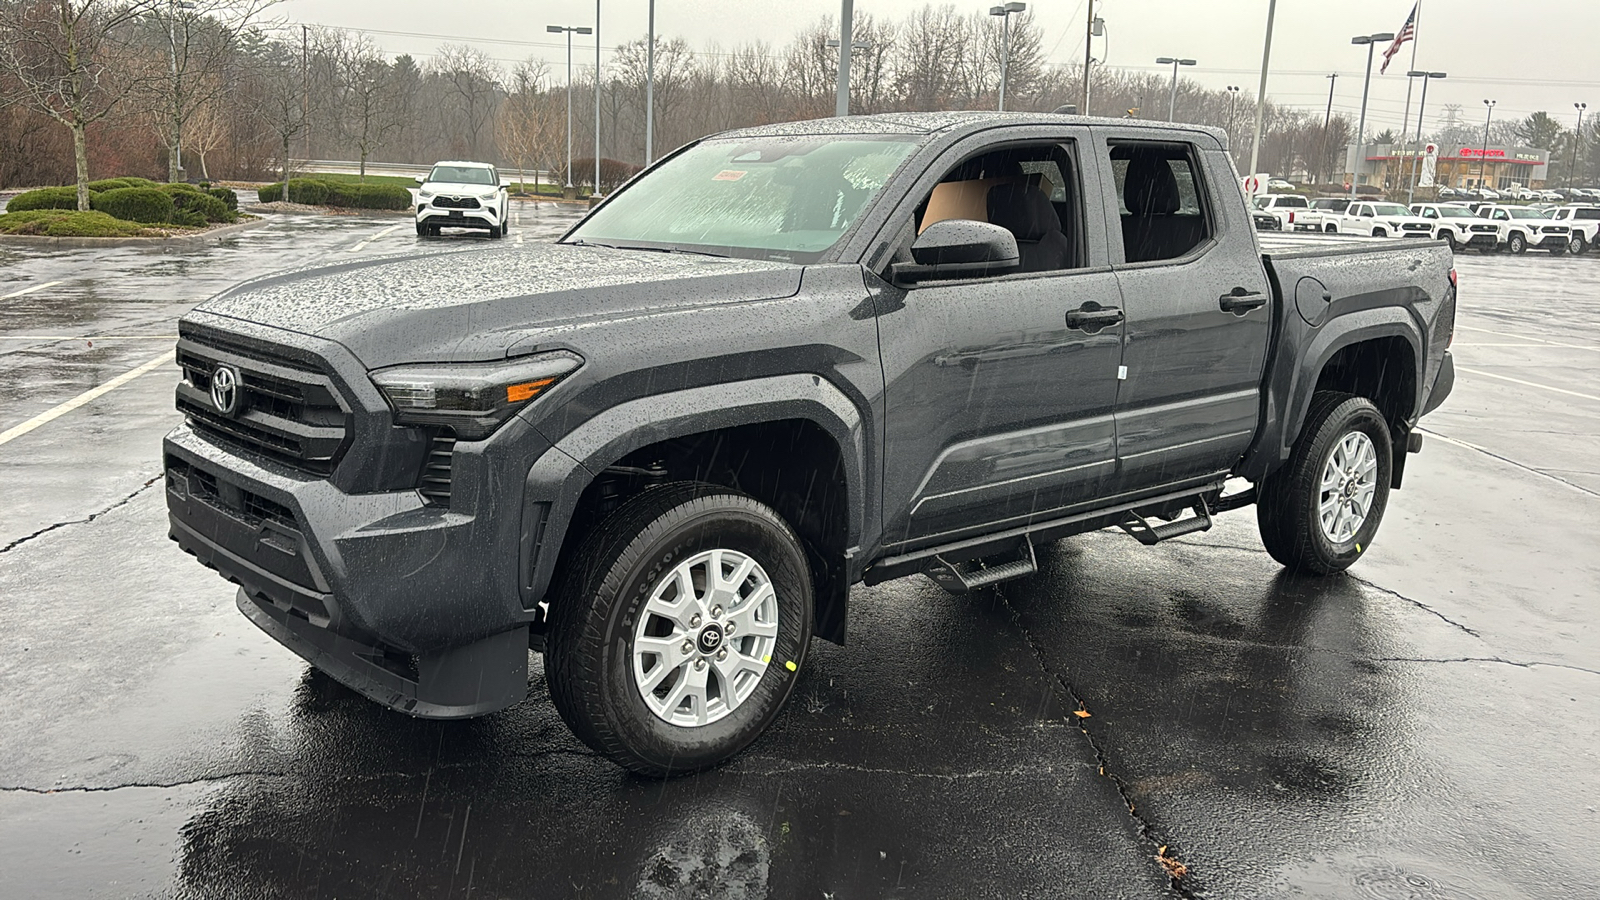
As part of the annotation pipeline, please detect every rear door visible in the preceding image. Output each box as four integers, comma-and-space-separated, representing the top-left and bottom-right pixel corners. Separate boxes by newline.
1090, 132, 1273, 494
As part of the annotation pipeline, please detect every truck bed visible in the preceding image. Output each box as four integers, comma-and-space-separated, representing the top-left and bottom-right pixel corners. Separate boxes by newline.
1257, 230, 1445, 258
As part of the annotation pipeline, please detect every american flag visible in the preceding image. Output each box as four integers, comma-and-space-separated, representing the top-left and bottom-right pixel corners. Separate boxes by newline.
1380, 3, 1418, 74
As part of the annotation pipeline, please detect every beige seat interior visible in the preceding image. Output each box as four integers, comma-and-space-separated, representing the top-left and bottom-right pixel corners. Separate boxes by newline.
919, 174, 1056, 233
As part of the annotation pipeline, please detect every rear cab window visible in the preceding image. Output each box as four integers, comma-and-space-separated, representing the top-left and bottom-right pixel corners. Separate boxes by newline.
1106, 141, 1214, 264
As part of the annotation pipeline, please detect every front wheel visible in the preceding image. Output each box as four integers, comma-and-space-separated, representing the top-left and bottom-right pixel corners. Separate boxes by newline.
1507, 232, 1528, 254
545, 483, 813, 777
1257, 392, 1392, 575
1325, 223, 1338, 233
1440, 231, 1457, 252
1549, 241, 1567, 256
414, 220, 426, 237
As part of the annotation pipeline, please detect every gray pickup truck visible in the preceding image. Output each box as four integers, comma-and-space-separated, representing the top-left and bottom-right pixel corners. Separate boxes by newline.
164, 113, 1455, 775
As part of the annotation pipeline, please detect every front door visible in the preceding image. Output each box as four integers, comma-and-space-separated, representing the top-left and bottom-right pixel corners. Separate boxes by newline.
872, 131, 1126, 550
1093, 135, 1273, 494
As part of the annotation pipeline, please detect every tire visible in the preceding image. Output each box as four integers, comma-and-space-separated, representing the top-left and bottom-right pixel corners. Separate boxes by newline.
487, 222, 503, 239
1325, 224, 1337, 233
415, 221, 426, 237
1256, 392, 1392, 575
1570, 234, 1589, 255
1372, 228, 1387, 237
1440, 232, 1457, 252
1550, 242, 1567, 256
1508, 232, 1527, 254
545, 482, 814, 777
501, 216, 511, 237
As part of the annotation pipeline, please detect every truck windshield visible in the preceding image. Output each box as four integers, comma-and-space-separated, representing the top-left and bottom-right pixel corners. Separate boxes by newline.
1434, 207, 1477, 218
1505, 208, 1547, 219
1370, 204, 1412, 217
566, 135, 920, 262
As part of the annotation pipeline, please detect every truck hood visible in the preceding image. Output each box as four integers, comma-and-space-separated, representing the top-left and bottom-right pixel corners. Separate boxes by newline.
194, 243, 804, 366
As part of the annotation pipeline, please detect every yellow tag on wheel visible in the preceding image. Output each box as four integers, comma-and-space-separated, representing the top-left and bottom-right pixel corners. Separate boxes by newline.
785, 660, 798, 672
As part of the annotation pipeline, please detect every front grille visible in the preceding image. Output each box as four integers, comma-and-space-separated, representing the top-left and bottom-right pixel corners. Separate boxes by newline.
1471, 224, 1497, 232
167, 456, 296, 531
176, 335, 351, 476
432, 196, 481, 210
1402, 223, 1430, 231
418, 431, 456, 507
1543, 226, 1569, 234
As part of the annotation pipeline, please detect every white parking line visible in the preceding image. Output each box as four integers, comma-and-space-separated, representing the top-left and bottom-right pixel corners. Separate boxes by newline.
0, 352, 173, 447
514, 231, 524, 245
0, 334, 178, 341
348, 224, 404, 252
0, 281, 63, 301
1457, 365, 1600, 403
1454, 324, 1599, 352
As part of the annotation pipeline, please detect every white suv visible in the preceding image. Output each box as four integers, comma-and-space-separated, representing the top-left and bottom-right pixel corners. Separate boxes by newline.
1336, 201, 1435, 238
415, 161, 510, 238
1545, 206, 1600, 254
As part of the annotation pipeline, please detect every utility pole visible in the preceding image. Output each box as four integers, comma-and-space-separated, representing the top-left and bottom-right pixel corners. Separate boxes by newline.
1318, 73, 1337, 185
1081, 0, 1094, 115
1478, 99, 1496, 192
593, 0, 601, 196
835, 0, 853, 116
1247, 0, 1277, 179
300, 24, 308, 194
1571, 103, 1588, 189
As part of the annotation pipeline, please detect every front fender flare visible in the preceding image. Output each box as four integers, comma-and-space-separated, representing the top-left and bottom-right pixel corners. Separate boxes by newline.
518, 374, 868, 615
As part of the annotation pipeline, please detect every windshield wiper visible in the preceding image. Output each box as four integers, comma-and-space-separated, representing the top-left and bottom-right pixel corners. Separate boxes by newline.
569, 240, 727, 259
564, 239, 619, 250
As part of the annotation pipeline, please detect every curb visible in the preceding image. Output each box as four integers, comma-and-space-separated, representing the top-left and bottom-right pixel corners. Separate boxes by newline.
0, 216, 268, 250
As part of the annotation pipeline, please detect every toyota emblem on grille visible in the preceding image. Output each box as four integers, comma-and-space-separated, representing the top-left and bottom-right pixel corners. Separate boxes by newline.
210, 364, 240, 416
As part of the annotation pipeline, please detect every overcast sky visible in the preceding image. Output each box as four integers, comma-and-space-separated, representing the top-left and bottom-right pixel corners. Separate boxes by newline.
276, 0, 1597, 136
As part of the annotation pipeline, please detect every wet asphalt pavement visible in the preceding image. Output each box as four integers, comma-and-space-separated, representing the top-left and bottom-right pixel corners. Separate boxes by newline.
1, 211, 1597, 899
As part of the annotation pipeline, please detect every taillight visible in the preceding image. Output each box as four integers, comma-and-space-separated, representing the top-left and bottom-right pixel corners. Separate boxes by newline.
1289, 211, 1296, 224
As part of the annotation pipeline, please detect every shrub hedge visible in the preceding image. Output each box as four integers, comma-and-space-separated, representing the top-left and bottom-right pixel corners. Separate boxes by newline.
0, 209, 148, 237
207, 186, 238, 210
90, 187, 176, 224
7, 186, 90, 212
257, 178, 411, 210
162, 183, 233, 223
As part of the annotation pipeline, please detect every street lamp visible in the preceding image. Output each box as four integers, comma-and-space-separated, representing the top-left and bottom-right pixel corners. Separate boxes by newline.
1480, 99, 1496, 193
645, 0, 655, 165
593, 0, 602, 197
1571, 102, 1588, 190
1155, 56, 1196, 122
1226, 85, 1241, 136
546, 24, 592, 190
1348, 32, 1395, 199
166, 0, 196, 181
1405, 70, 1445, 204
989, 2, 1026, 112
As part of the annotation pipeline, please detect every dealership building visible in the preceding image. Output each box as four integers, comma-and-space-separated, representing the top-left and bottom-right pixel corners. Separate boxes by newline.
1342, 143, 1551, 191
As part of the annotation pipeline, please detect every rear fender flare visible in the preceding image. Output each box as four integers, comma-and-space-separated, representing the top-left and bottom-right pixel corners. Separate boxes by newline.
519, 374, 867, 610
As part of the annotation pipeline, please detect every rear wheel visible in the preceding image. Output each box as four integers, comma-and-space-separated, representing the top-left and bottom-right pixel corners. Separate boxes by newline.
1507, 232, 1528, 254
1325, 223, 1338, 233
1570, 234, 1589, 255
1372, 228, 1387, 237
545, 483, 813, 777
1257, 392, 1392, 575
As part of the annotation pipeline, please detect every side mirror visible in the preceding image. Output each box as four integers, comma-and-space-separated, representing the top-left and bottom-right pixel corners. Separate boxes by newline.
891, 220, 1019, 285
414, 174, 427, 184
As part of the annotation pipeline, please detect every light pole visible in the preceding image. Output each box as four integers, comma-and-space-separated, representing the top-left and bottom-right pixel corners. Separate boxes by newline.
834, 0, 853, 116
1226, 85, 1241, 137
1155, 57, 1195, 122
165, 0, 196, 181
1246, 0, 1277, 180
593, 0, 602, 196
1571, 102, 1588, 189
1316, 73, 1337, 185
1081, 0, 1095, 115
990, 2, 1026, 112
827, 36, 874, 112
547, 24, 591, 190
1348, 32, 1394, 199
645, 0, 654, 165
1405, 70, 1445, 204
1479, 99, 1496, 192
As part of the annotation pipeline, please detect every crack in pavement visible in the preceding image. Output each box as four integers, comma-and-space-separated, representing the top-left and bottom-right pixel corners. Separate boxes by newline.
1373, 656, 1600, 677
0, 475, 163, 556
991, 585, 1196, 899
1344, 573, 1482, 638
739, 759, 1065, 781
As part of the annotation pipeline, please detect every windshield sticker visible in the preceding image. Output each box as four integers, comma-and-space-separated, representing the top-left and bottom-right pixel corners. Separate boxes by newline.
713, 170, 747, 182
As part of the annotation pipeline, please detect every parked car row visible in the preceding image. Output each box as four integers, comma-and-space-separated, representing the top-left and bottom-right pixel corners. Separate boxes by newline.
1437, 186, 1600, 203
1250, 193, 1600, 256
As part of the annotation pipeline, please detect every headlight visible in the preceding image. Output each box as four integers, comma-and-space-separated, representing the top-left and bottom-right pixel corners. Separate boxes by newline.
371, 351, 583, 440
479, 192, 498, 202
419, 190, 434, 200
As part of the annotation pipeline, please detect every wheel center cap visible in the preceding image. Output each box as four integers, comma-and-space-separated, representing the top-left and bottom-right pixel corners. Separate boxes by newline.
696, 624, 724, 654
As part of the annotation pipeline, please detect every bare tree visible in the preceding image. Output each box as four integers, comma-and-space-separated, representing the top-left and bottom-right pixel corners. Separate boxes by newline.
496, 57, 550, 188
333, 35, 403, 179
891, 5, 968, 112
430, 44, 500, 160
0, 0, 162, 208
180, 72, 228, 179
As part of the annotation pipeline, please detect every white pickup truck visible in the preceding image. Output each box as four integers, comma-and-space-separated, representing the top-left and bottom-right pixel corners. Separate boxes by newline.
1475, 204, 1571, 255
1252, 194, 1310, 230
1543, 205, 1600, 254
1296, 198, 1353, 233
1409, 203, 1500, 251
1334, 201, 1436, 239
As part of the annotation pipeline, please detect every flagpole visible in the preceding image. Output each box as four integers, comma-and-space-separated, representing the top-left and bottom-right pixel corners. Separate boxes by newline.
1398, 2, 1422, 189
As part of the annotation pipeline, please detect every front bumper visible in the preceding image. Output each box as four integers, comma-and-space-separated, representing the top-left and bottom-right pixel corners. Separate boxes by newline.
1534, 233, 1570, 248
417, 201, 501, 229
164, 412, 550, 717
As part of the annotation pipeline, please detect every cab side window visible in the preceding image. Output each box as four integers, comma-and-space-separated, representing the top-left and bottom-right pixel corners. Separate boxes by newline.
1108, 141, 1212, 263
912, 143, 1086, 274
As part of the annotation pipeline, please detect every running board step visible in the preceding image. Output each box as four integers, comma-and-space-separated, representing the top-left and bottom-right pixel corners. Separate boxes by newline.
1118, 499, 1213, 546
923, 537, 1037, 594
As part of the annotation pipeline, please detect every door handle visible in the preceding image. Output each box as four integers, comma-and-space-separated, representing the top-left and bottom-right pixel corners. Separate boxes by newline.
1219, 287, 1268, 314
1066, 302, 1125, 333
